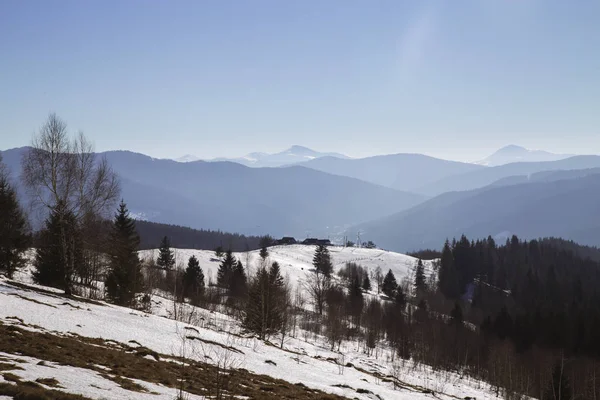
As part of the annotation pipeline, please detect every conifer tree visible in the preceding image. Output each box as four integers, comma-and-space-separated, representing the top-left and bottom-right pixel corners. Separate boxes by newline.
105, 201, 144, 306
230, 259, 248, 299
382, 269, 398, 297
439, 240, 460, 299
259, 236, 271, 261
182, 255, 205, 305
414, 258, 426, 296
313, 244, 333, 277
33, 201, 82, 292
157, 236, 175, 270
0, 161, 30, 279
348, 275, 364, 327
244, 261, 285, 339
214, 246, 224, 259
217, 249, 236, 289
395, 285, 407, 309
269, 261, 284, 287
362, 275, 372, 292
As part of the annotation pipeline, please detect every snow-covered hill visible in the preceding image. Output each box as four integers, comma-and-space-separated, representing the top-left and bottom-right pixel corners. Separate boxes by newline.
0, 245, 497, 400
139, 244, 435, 290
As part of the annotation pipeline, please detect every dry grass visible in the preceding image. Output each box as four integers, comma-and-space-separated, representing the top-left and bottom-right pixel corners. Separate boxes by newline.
0, 320, 348, 399
35, 377, 63, 388
0, 381, 93, 400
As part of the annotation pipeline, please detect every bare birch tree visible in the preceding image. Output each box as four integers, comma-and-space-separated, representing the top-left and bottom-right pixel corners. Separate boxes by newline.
21, 113, 120, 295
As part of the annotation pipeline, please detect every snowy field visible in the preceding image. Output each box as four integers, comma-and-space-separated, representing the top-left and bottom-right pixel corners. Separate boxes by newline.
0, 245, 497, 400
140, 244, 435, 293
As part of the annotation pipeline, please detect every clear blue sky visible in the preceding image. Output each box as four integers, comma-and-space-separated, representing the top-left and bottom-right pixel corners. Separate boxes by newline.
1, 0, 598, 161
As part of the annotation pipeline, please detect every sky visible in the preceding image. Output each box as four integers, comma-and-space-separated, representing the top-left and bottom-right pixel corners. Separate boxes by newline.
0, 0, 599, 162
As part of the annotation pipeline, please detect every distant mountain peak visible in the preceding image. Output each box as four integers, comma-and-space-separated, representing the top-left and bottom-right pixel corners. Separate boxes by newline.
175, 154, 201, 163
476, 145, 574, 167
285, 145, 317, 155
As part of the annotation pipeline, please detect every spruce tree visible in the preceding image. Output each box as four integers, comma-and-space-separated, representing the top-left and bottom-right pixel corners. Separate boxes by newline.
183, 255, 205, 305
33, 201, 82, 292
105, 201, 144, 306
217, 249, 236, 289
230, 259, 248, 299
382, 269, 398, 297
0, 165, 30, 279
259, 236, 271, 261
439, 240, 460, 299
157, 236, 175, 270
313, 244, 333, 277
269, 261, 284, 287
414, 258, 426, 296
214, 246, 224, 259
348, 275, 364, 326
244, 261, 286, 339
395, 285, 407, 309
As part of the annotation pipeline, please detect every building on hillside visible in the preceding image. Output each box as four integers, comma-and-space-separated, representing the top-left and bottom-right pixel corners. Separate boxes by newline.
302, 238, 331, 246
276, 237, 297, 245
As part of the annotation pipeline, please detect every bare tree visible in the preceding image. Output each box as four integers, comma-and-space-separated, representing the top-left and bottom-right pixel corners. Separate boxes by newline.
21, 113, 120, 295
303, 271, 331, 315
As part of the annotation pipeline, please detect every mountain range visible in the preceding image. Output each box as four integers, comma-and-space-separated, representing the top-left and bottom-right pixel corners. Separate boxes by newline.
475, 144, 574, 167
3, 144, 600, 252
0, 147, 423, 238
176, 145, 349, 168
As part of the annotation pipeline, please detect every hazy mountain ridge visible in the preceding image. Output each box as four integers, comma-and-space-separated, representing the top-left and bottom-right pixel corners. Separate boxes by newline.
354, 171, 600, 252
297, 153, 486, 193
476, 144, 575, 166
176, 145, 350, 168
1, 147, 424, 238
417, 155, 600, 196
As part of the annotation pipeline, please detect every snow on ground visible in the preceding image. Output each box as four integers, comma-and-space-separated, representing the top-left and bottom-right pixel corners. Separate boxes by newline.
0, 352, 205, 400
140, 244, 435, 292
0, 246, 494, 400
0, 278, 494, 399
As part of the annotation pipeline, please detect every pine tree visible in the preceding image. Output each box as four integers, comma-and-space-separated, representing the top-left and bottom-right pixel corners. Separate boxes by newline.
230, 259, 247, 299
382, 269, 398, 297
259, 236, 271, 261
105, 201, 144, 306
348, 275, 364, 327
214, 246, 224, 259
395, 285, 407, 309
33, 201, 82, 292
244, 261, 285, 339
269, 261, 284, 287
414, 258, 426, 296
183, 255, 205, 305
217, 249, 236, 289
362, 275, 372, 292
313, 244, 333, 277
0, 165, 29, 279
157, 236, 175, 270
439, 240, 460, 299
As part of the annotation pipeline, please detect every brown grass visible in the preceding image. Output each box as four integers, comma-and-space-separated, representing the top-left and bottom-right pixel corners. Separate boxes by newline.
0, 381, 93, 400
0, 320, 348, 399
35, 377, 63, 388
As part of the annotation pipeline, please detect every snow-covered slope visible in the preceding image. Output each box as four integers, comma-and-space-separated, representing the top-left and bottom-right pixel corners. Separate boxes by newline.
139, 244, 434, 289
0, 282, 493, 400
0, 245, 497, 400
